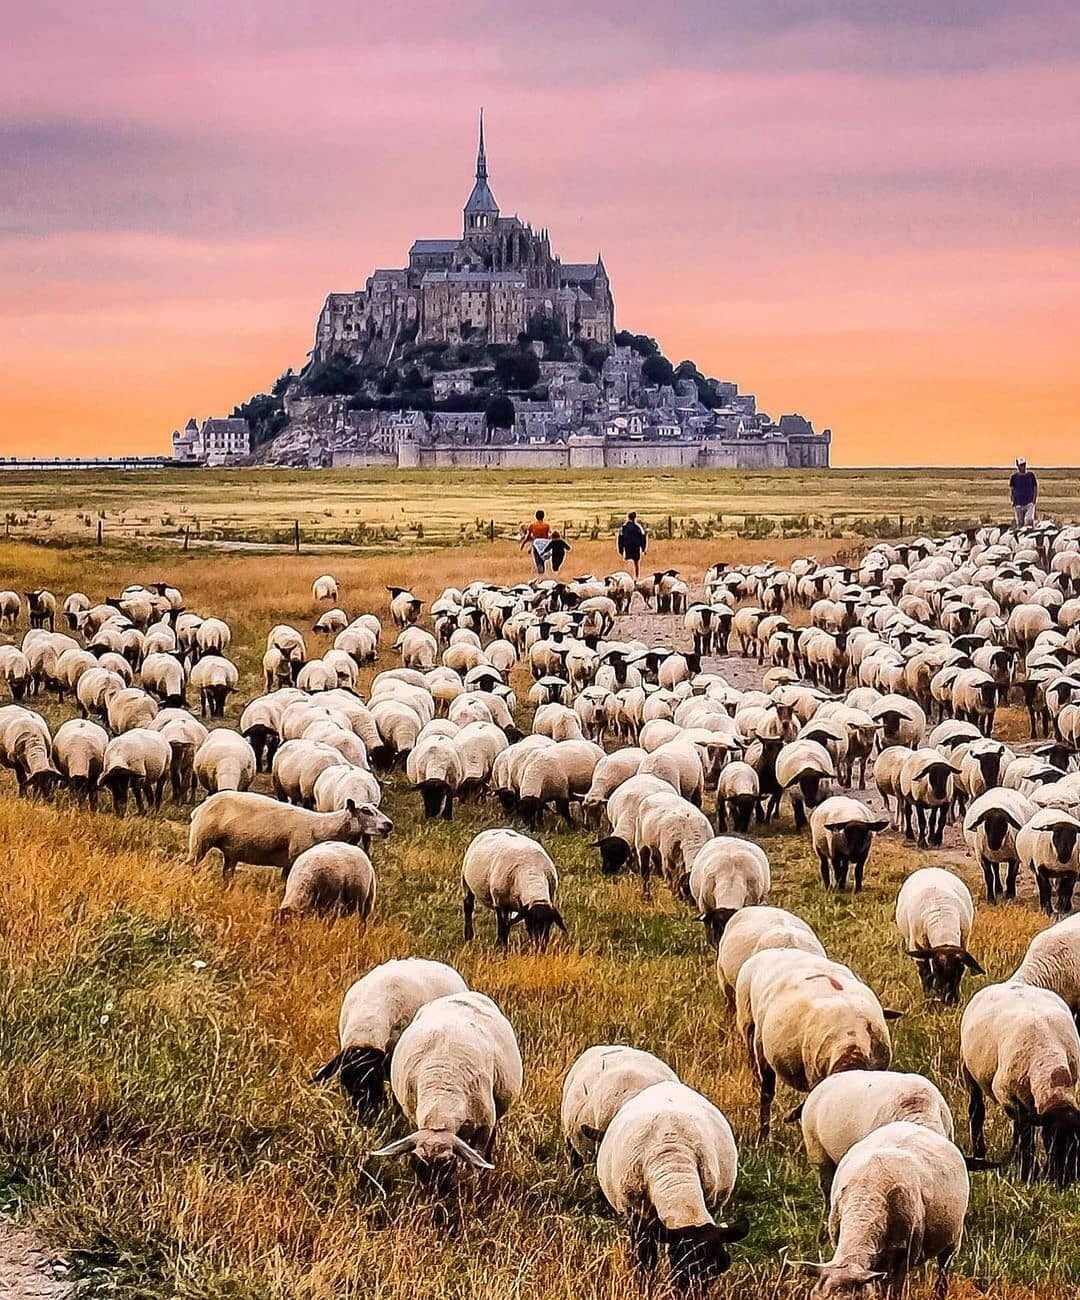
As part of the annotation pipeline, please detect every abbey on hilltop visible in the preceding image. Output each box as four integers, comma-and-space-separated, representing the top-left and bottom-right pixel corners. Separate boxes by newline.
314, 111, 615, 360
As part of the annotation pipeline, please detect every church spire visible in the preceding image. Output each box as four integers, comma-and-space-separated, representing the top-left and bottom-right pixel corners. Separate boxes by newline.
476, 108, 488, 181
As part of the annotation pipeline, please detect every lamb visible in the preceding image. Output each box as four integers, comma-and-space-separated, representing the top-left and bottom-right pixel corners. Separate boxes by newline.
716, 906, 825, 1006
370, 991, 522, 1181
736, 950, 894, 1138
313, 958, 468, 1110
194, 729, 256, 795
560, 1045, 679, 1165
793, 1071, 955, 1204
798, 1122, 970, 1299
98, 728, 171, 814
188, 654, 238, 718
634, 789, 715, 900
688, 838, 770, 947
895, 867, 982, 1004
1013, 915, 1080, 1025
962, 787, 1036, 901
462, 827, 566, 948
1016, 808, 1080, 915
961, 981, 1080, 1184
188, 791, 391, 881
278, 842, 376, 922
898, 747, 960, 848
406, 733, 463, 819
52, 718, 108, 807
596, 1081, 748, 1291
809, 796, 890, 893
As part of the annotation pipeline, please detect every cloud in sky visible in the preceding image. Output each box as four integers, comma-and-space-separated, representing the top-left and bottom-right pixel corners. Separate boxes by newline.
2, 0, 1079, 463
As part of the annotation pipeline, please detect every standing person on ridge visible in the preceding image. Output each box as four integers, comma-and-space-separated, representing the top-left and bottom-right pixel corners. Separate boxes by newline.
617, 511, 647, 578
1009, 457, 1038, 528
520, 509, 552, 576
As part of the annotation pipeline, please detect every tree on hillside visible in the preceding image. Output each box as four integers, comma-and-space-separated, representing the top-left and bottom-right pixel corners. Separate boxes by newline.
642, 353, 675, 387
485, 393, 515, 431
304, 354, 363, 397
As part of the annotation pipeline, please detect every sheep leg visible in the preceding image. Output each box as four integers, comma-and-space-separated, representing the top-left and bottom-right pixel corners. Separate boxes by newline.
1036, 870, 1054, 917
914, 805, 928, 849
495, 909, 512, 948
638, 850, 653, 901
565, 1140, 584, 1171
965, 1070, 986, 1160
1015, 1115, 1038, 1183
715, 801, 727, 833
980, 859, 999, 904
463, 889, 476, 941
627, 1216, 658, 1277
817, 853, 831, 891
932, 1251, 955, 1300
757, 1063, 776, 1140
917, 959, 934, 998
1057, 874, 1076, 916
442, 789, 454, 821
792, 797, 807, 832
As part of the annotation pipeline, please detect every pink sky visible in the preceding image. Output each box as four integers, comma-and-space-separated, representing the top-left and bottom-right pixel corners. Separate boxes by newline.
3, 1, 1079, 464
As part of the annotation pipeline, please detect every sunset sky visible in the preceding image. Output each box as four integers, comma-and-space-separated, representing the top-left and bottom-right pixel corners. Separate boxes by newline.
4, 1, 1079, 465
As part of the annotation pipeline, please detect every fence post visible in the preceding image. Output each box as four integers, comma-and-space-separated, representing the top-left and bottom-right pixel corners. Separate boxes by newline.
898, 514, 904, 537
668, 515, 673, 540
488, 519, 495, 542
294, 519, 300, 553
183, 526, 189, 552
96, 519, 103, 546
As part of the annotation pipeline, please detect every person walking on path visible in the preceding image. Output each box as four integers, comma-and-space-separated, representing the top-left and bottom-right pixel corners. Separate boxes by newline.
1009, 457, 1038, 527
547, 530, 571, 573
617, 511, 647, 577
520, 509, 552, 575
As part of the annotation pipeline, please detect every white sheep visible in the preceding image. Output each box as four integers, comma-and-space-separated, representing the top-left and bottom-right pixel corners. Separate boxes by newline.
895, 867, 982, 1004
688, 838, 770, 947
596, 1080, 748, 1290
188, 654, 238, 718
312, 762, 381, 812
371, 991, 522, 1180
278, 841, 376, 921
771, 738, 835, 829
1013, 914, 1080, 1024
188, 791, 391, 881
461, 827, 566, 948
194, 729, 256, 795
581, 747, 647, 827
898, 747, 959, 848
99, 728, 171, 814
961, 786, 1035, 902
594, 773, 674, 876
52, 718, 108, 807
406, 733, 463, 819
313, 958, 467, 1109
1017, 809, 1080, 915
716, 906, 825, 1006
809, 796, 890, 893
515, 738, 603, 827
312, 574, 339, 602
793, 1070, 955, 1204
560, 1045, 678, 1165
150, 708, 208, 800
799, 1122, 970, 1299
634, 789, 714, 900
961, 981, 1080, 1184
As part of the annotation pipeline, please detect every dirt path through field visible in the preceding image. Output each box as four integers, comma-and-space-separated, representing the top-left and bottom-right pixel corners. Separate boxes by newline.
0, 1223, 71, 1299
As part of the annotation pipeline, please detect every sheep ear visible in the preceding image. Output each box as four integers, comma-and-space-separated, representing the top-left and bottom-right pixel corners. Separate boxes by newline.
370, 1134, 419, 1158
905, 949, 930, 960
824, 822, 850, 833
715, 1211, 751, 1242
882, 1008, 904, 1021
450, 1135, 495, 1170
552, 908, 568, 935
579, 1124, 604, 1143
312, 1051, 345, 1085
868, 819, 891, 832
345, 798, 358, 813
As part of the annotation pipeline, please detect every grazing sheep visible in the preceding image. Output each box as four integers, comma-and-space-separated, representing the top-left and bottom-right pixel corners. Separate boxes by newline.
194, 729, 256, 795
25, 589, 56, 631
582, 748, 647, 827
634, 790, 714, 900
895, 868, 982, 1004
0, 591, 21, 632
273, 739, 352, 807
150, 708, 208, 801
53, 718, 108, 808
716, 907, 826, 1006
561, 1045, 678, 1165
394, 625, 438, 671
313, 958, 468, 1110
595, 773, 674, 876
312, 574, 339, 602
1017, 809, 1080, 915
194, 617, 231, 661
278, 842, 376, 921
898, 747, 960, 848
688, 838, 770, 947
387, 586, 424, 628
188, 654, 239, 718
737, 950, 894, 1138
99, 728, 171, 814
188, 791, 391, 881
515, 738, 604, 827
462, 827, 566, 949
406, 733, 463, 819
799, 1122, 970, 1300
140, 651, 186, 706
0, 646, 30, 701
0, 708, 58, 796
371, 991, 522, 1181
1013, 914, 1080, 1025
453, 719, 510, 792
793, 1071, 955, 1204
312, 762, 381, 812
596, 1081, 748, 1292
962, 981, 1080, 1185
772, 738, 835, 829
809, 796, 890, 893
714, 761, 761, 833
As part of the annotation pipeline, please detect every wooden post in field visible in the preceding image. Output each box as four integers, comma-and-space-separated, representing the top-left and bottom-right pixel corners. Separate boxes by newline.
899, 515, 904, 537
667, 514, 673, 539
294, 519, 301, 553
489, 519, 495, 542
183, 526, 189, 552
96, 519, 103, 546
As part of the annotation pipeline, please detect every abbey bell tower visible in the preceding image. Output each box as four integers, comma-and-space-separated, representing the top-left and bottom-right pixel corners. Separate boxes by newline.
463, 110, 499, 239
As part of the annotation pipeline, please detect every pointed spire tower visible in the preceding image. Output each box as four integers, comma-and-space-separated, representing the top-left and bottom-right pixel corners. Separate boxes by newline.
464, 109, 499, 239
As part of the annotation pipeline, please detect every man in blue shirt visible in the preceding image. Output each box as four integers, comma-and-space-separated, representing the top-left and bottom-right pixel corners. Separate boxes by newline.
1009, 457, 1038, 528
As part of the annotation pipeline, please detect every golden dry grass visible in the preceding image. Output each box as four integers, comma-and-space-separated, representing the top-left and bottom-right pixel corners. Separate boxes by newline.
1, 533, 1079, 1299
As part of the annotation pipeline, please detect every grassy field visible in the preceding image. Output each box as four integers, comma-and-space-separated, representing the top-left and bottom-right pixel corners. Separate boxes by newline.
3, 466, 1079, 551
1, 529, 1079, 1300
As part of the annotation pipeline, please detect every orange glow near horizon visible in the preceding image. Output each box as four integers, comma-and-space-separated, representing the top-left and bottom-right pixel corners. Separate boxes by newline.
3, 4, 1079, 465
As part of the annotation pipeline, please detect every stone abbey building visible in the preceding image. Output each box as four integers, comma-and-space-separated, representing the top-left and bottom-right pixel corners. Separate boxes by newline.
314, 113, 615, 360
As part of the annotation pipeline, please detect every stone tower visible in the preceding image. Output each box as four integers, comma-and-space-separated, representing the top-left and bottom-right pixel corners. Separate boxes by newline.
463, 110, 499, 240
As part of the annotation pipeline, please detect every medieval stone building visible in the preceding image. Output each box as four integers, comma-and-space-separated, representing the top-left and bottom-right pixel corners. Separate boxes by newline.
314, 113, 615, 360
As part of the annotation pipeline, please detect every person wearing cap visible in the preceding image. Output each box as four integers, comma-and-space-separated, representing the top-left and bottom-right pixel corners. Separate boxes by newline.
1009, 457, 1038, 527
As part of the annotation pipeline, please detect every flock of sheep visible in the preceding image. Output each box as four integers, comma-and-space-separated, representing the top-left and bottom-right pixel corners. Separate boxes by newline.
3, 519, 1080, 1297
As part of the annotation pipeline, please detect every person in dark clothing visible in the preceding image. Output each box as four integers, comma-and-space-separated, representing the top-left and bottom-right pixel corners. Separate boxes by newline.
1009, 457, 1038, 527
617, 511, 647, 577
548, 530, 571, 572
